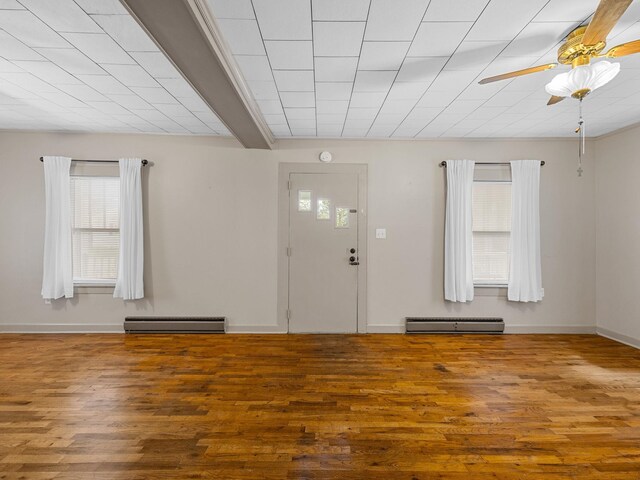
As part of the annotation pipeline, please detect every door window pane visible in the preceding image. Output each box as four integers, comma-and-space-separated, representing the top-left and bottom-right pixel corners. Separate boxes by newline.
317, 198, 330, 220
298, 190, 311, 212
335, 207, 349, 228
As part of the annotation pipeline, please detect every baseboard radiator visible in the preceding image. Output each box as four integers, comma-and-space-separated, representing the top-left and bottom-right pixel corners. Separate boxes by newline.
406, 317, 504, 334
124, 316, 226, 333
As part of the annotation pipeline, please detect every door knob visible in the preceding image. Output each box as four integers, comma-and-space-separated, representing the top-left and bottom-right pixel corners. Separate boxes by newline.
350, 248, 356, 254
349, 256, 356, 262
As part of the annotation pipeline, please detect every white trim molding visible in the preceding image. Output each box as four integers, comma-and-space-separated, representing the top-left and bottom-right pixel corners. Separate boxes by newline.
597, 327, 640, 349
0, 324, 123, 333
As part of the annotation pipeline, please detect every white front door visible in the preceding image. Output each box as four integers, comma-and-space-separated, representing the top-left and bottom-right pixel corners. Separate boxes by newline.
288, 173, 359, 333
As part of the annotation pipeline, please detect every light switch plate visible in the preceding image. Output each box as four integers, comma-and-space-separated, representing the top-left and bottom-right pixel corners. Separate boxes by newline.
375, 228, 386, 239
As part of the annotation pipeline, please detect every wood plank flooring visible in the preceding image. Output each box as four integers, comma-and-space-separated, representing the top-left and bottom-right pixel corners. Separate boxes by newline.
0, 333, 639, 479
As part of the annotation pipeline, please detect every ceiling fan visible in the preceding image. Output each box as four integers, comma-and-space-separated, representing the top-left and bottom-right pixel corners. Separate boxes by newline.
478, 0, 640, 105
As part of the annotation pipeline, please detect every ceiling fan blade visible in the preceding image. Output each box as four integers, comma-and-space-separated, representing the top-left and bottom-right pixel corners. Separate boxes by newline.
582, 0, 633, 46
547, 95, 565, 106
604, 38, 640, 57
478, 63, 557, 84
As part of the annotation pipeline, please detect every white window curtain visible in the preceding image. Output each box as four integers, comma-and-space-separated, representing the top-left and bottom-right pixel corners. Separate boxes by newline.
41, 156, 73, 300
114, 158, 144, 300
444, 159, 475, 302
508, 160, 543, 302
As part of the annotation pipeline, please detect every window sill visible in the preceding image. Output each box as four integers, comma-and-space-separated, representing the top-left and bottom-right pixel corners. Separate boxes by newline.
474, 285, 507, 297
74, 283, 115, 294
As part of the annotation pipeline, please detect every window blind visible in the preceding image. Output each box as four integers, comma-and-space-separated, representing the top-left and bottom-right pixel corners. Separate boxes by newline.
70, 176, 120, 283
472, 182, 511, 284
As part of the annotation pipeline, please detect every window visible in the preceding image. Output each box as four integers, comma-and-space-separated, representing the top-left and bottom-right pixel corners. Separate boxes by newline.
70, 176, 120, 285
317, 198, 330, 220
335, 207, 349, 228
472, 181, 511, 285
298, 190, 311, 212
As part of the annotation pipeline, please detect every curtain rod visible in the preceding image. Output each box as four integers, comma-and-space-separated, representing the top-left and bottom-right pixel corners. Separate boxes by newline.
439, 161, 545, 167
39, 157, 148, 166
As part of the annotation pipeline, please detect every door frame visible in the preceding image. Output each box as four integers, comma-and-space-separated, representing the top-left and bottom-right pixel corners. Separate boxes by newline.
277, 163, 368, 333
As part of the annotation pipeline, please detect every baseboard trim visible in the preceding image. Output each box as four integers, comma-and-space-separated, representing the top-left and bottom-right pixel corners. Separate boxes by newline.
0, 323, 123, 333
505, 325, 596, 334
597, 327, 640, 349
366, 325, 405, 333
225, 325, 286, 334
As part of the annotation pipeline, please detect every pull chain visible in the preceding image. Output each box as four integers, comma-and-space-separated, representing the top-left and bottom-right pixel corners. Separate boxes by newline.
575, 99, 584, 177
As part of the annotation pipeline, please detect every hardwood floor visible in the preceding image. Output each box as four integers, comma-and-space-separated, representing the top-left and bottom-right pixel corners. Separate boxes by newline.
0, 334, 639, 479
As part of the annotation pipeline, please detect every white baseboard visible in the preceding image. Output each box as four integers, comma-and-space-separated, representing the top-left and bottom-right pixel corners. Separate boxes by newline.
225, 325, 286, 334
0, 323, 123, 333
505, 325, 596, 334
366, 325, 405, 333
597, 327, 640, 349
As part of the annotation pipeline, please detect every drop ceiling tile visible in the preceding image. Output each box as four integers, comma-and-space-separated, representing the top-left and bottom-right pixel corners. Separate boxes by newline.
444, 41, 507, 72
265, 41, 313, 69
396, 56, 447, 82
247, 81, 280, 100
533, 0, 598, 22
428, 70, 478, 92
91, 14, 157, 52
153, 102, 192, 117
270, 125, 292, 135
130, 86, 176, 104
62, 33, 134, 64
466, 0, 549, 42
76, 74, 130, 94
101, 64, 158, 88
409, 22, 472, 57
346, 107, 378, 120
129, 52, 179, 78
35, 48, 104, 75
312, 0, 370, 21
416, 89, 458, 107
349, 91, 387, 108
316, 82, 352, 100
502, 22, 575, 58
253, 0, 311, 40
178, 94, 211, 112
157, 77, 196, 98
353, 70, 396, 92
344, 117, 374, 130
367, 124, 396, 136
374, 113, 409, 124
378, 99, 416, 115
263, 113, 287, 124
19, 0, 101, 33
365, 0, 429, 41
313, 22, 365, 57
284, 107, 315, 119
0, 71, 58, 92
273, 70, 314, 91
288, 118, 316, 129
107, 94, 152, 109
205, 0, 255, 19
74, 0, 127, 15
0, 0, 23, 8
217, 19, 265, 55
316, 113, 346, 124
316, 99, 349, 113
36, 89, 87, 108
424, 0, 490, 21
317, 124, 344, 136
386, 81, 430, 100
359, 42, 410, 70
0, 31, 43, 61
86, 100, 130, 115
0, 10, 69, 47
342, 127, 369, 137
14, 60, 81, 85
442, 99, 484, 115
235, 55, 273, 81
315, 57, 358, 82
280, 91, 315, 107
256, 99, 284, 114
290, 127, 316, 136
0, 58, 23, 73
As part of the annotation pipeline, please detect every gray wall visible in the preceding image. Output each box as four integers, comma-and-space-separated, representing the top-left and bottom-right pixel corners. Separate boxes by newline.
0, 131, 596, 333
595, 124, 640, 347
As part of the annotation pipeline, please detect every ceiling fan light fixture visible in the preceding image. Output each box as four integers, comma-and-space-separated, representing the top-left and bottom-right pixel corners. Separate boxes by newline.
544, 60, 621, 100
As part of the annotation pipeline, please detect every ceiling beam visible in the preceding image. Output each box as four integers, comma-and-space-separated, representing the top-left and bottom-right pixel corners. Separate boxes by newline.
120, 0, 273, 149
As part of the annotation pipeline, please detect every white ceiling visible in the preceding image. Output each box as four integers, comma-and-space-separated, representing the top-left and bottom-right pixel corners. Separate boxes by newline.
207, 0, 640, 138
0, 0, 229, 135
